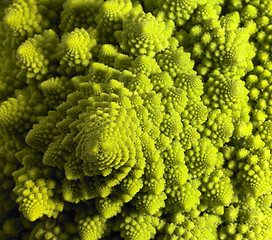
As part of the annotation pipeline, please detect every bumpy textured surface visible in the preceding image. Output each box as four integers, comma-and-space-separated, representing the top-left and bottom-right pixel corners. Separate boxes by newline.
0, 0, 272, 240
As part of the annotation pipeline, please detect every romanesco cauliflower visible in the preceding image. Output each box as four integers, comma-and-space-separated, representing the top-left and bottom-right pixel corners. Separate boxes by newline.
0, 0, 272, 239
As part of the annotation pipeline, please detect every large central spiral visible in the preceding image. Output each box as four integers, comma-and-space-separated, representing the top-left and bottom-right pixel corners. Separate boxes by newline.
76, 104, 141, 177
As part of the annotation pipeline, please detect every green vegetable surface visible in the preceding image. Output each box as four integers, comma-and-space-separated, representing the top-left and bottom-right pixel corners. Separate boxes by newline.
0, 0, 272, 239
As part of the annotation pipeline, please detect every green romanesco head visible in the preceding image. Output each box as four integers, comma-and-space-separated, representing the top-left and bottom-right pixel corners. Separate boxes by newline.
1, 0, 272, 240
